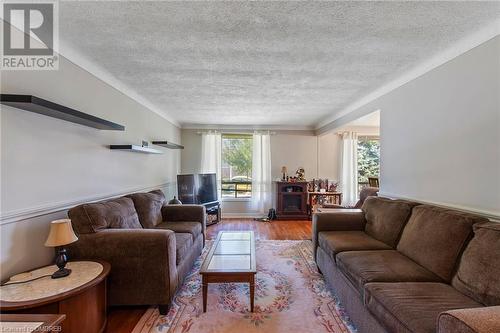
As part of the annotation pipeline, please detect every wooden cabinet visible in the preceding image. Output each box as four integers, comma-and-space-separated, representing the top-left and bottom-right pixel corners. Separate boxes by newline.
275, 182, 309, 220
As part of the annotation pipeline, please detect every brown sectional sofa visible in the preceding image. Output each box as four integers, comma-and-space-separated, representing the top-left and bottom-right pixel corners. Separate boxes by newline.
313, 196, 500, 333
67, 189, 206, 314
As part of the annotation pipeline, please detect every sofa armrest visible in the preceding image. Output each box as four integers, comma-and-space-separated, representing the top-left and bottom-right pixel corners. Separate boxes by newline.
322, 203, 345, 209
312, 210, 367, 259
438, 306, 500, 333
162, 204, 206, 238
67, 229, 177, 306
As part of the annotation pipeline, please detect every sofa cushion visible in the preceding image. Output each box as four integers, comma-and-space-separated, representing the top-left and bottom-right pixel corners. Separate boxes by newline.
318, 231, 391, 260
362, 197, 417, 248
364, 282, 482, 333
336, 250, 441, 294
397, 205, 486, 282
68, 197, 142, 234
175, 233, 193, 265
452, 222, 500, 306
126, 190, 166, 228
156, 222, 202, 242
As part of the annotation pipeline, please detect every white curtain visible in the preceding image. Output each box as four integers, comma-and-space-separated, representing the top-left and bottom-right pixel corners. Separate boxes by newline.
251, 132, 272, 214
340, 131, 359, 206
200, 131, 222, 199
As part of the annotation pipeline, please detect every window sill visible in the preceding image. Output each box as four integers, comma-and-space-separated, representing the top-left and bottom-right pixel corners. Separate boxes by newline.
222, 198, 252, 202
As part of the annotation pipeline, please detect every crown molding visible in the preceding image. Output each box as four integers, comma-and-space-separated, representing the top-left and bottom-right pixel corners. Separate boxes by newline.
57, 43, 181, 128
315, 20, 500, 132
182, 123, 316, 134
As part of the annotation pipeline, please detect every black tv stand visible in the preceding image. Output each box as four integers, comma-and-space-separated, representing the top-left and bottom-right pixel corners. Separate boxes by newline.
203, 201, 221, 226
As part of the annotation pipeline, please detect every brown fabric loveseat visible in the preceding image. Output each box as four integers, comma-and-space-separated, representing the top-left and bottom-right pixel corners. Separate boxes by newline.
313, 196, 500, 333
67, 189, 206, 314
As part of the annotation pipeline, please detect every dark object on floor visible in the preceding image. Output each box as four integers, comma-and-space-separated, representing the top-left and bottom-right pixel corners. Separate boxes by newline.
253, 208, 277, 223
268, 208, 277, 220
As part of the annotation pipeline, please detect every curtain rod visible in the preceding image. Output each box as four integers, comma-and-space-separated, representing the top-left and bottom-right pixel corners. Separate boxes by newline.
336, 132, 379, 139
196, 130, 276, 135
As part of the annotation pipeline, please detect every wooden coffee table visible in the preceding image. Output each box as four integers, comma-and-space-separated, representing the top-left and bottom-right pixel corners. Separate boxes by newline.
200, 231, 256, 312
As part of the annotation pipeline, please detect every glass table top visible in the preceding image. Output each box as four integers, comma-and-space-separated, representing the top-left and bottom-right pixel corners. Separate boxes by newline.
202, 231, 255, 272
208, 255, 251, 270
220, 232, 251, 240
214, 240, 251, 254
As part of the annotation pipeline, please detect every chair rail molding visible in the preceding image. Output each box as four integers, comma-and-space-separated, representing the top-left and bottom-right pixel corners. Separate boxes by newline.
0, 182, 175, 225
378, 191, 500, 222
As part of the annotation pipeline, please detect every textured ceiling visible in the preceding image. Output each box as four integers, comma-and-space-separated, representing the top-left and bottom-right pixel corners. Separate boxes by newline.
59, 1, 500, 128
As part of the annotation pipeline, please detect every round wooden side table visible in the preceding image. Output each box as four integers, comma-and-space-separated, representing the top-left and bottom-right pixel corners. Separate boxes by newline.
0, 260, 110, 333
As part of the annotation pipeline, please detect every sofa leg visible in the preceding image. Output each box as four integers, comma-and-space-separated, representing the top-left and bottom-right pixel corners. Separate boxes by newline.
158, 304, 170, 315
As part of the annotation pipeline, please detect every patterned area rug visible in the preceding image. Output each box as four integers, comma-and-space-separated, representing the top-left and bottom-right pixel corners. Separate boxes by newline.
132, 240, 356, 333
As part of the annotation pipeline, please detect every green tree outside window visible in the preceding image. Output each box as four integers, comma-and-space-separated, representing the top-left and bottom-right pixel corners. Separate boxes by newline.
358, 139, 380, 183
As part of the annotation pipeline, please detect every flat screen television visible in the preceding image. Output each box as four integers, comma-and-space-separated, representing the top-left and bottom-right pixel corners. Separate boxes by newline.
177, 173, 218, 204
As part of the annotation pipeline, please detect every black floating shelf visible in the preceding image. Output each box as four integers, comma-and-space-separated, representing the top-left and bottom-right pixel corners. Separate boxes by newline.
0, 94, 125, 131
152, 141, 184, 149
109, 145, 162, 154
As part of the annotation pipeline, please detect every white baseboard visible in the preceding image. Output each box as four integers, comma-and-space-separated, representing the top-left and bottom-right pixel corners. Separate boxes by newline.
378, 191, 500, 222
221, 212, 264, 219
0, 182, 175, 225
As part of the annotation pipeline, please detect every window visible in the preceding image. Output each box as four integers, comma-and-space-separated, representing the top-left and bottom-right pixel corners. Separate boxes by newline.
357, 137, 380, 190
221, 134, 252, 198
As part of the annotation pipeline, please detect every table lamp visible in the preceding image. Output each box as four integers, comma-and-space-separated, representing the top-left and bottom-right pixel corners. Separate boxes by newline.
45, 219, 78, 279
281, 166, 287, 181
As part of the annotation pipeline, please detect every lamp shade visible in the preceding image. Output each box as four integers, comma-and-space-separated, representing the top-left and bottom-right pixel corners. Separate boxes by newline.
281, 166, 287, 174
45, 219, 78, 247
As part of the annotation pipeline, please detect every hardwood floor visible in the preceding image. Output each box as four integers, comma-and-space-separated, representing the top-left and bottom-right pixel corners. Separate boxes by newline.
105, 219, 312, 333
105, 306, 148, 333
207, 218, 312, 240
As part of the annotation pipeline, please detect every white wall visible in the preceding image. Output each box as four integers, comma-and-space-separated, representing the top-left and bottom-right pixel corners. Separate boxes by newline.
1, 56, 181, 280
318, 132, 341, 180
270, 133, 318, 180
324, 36, 500, 218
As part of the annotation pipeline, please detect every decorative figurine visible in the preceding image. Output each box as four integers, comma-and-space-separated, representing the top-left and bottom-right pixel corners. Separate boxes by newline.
329, 182, 339, 192
296, 167, 305, 181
